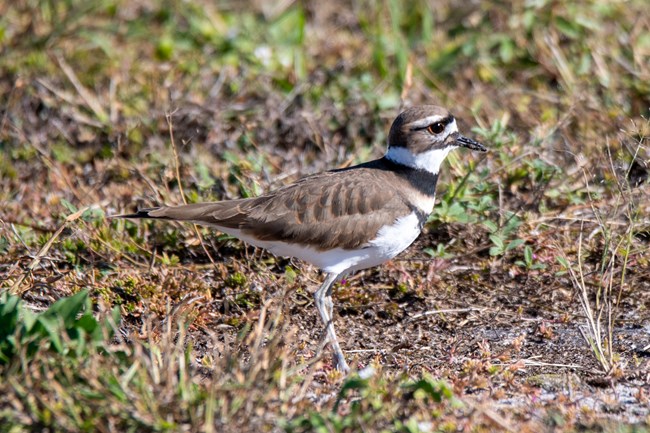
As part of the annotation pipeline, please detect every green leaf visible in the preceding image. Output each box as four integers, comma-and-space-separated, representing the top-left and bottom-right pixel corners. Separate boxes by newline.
0, 294, 21, 338
335, 376, 369, 410
34, 315, 63, 353
499, 38, 515, 63
284, 266, 297, 285
60, 198, 78, 213
489, 246, 503, 256
107, 376, 129, 402
482, 220, 499, 233
524, 246, 533, 265
76, 313, 99, 334
0, 290, 120, 365
155, 36, 174, 61
556, 256, 570, 269
506, 238, 525, 251
405, 377, 454, 403
555, 16, 581, 39
489, 234, 504, 249
44, 290, 89, 328
447, 202, 465, 218
21, 309, 37, 332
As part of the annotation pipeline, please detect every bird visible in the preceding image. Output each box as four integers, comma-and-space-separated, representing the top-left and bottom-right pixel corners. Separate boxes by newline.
117, 105, 487, 373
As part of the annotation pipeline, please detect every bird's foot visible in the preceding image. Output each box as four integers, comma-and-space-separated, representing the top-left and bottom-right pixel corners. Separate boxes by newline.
334, 353, 350, 374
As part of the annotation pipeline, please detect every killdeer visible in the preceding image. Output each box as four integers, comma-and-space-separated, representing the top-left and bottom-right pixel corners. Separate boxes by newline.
118, 105, 487, 373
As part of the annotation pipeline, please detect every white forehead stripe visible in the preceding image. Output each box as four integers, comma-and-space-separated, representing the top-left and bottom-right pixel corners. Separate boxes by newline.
446, 118, 458, 133
408, 115, 446, 129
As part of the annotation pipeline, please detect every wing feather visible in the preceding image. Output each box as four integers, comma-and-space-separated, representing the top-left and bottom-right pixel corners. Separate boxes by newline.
239, 168, 410, 250
127, 162, 415, 251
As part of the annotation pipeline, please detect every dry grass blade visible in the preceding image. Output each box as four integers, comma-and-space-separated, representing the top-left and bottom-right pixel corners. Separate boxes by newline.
560, 223, 611, 374
56, 55, 108, 123
8, 207, 88, 296
166, 112, 218, 269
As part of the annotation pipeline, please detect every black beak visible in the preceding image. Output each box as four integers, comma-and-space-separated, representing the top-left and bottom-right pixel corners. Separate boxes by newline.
456, 135, 487, 152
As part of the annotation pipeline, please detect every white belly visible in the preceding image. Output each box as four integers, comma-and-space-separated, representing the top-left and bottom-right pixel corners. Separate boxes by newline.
210, 212, 422, 276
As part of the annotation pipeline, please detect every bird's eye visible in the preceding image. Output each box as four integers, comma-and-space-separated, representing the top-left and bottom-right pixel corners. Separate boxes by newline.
427, 122, 446, 134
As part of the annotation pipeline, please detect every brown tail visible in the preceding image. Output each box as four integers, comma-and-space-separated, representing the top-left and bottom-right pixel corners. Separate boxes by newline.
111, 201, 251, 228
111, 207, 171, 220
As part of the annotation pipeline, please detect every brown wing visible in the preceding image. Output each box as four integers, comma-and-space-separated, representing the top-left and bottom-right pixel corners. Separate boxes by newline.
236, 166, 411, 250
131, 162, 413, 251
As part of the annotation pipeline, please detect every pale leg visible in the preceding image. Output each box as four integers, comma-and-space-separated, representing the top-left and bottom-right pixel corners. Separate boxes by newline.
313, 272, 350, 373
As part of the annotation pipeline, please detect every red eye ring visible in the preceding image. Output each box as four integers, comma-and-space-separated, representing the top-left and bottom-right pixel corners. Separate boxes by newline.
427, 122, 445, 134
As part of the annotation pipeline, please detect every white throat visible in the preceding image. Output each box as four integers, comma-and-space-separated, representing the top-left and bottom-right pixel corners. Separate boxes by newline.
385, 146, 455, 174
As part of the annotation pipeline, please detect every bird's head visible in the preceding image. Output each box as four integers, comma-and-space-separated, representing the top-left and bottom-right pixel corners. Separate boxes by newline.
386, 105, 487, 174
